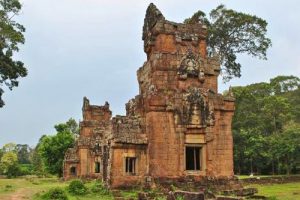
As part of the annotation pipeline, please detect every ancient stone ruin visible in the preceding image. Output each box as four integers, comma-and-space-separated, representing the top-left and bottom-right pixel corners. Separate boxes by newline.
63, 3, 235, 189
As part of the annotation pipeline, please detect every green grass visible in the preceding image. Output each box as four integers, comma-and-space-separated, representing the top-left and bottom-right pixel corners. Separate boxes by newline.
1, 177, 299, 200
0, 177, 114, 200
120, 190, 139, 199
237, 174, 300, 179
248, 182, 300, 200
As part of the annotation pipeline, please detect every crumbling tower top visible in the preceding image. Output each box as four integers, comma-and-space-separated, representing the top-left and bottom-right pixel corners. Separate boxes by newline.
142, 3, 208, 58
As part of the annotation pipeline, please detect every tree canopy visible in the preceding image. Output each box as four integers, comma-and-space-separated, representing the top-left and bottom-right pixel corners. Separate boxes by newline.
231, 75, 300, 175
36, 118, 78, 176
0, 0, 27, 107
184, 5, 272, 81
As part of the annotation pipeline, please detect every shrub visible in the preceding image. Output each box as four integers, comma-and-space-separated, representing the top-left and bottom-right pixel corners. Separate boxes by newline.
6, 164, 22, 178
19, 164, 34, 175
155, 197, 167, 200
68, 179, 88, 195
175, 195, 184, 200
42, 187, 68, 200
90, 180, 110, 195
4, 184, 13, 192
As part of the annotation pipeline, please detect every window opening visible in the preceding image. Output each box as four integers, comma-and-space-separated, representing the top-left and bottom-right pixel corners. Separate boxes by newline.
186, 146, 201, 170
70, 166, 76, 175
125, 157, 136, 174
95, 162, 100, 173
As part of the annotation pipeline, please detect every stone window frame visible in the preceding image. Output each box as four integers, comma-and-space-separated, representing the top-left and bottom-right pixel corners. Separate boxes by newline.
184, 144, 204, 172
123, 156, 138, 176
93, 156, 101, 174
70, 166, 77, 176
95, 161, 101, 173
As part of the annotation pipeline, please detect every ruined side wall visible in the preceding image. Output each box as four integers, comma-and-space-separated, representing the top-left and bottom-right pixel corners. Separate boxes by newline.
110, 146, 148, 188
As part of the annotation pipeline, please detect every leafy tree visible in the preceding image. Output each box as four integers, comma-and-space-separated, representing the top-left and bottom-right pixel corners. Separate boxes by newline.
2, 142, 16, 152
0, 151, 21, 177
0, 0, 27, 107
31, 135, 47, 176
270, 75, 300, 95
184, 5, 271, 81
37, 120, 76, 176
262, 96, 292, 133
232, 75, 300, 175
55, 118, 79, 135
16, 144, 32, 164
0, 148, 3, 160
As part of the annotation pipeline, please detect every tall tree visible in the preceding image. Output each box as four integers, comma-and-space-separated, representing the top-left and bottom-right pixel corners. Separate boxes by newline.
0, 146, 21, 177
37, 119, 76, 176
184, 5, 271, 81
232, 75, 300, 175
0, 0, 27, 107
2, 142, 16, 152
16, 144, 31, 164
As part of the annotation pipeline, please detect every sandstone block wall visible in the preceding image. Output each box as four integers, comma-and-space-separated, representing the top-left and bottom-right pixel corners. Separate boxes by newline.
63, 3, 235, 188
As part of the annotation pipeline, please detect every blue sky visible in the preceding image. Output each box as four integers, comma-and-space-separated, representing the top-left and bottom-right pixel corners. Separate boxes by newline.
0, 0, 299, 147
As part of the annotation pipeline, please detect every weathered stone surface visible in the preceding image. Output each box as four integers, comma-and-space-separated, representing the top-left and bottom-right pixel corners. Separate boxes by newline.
216, 197, 243, 200
138, 192, 148, 200
63, 3, 235, 189
173, 190, 205, 200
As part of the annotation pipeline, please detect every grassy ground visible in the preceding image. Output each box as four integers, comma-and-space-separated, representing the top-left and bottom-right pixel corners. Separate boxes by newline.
0, 177, 299, 200
237, 174, 300, 179
247, 182, 300, 200
0, 177, 114, 200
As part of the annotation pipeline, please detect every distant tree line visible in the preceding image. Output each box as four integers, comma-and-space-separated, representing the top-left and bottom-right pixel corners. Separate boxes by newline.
0, 118, 78, 177
232, 75, 300, 175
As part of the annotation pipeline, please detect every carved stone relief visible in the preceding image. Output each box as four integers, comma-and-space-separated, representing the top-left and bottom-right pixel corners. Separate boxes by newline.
178, 50, 205, 82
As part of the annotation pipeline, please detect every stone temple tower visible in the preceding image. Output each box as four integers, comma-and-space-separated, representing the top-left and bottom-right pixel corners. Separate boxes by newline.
64, 3, 235, 188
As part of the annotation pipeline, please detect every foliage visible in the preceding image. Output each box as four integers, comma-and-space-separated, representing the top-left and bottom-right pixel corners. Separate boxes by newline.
0, 143, 31, 177
19, 164, 34, 175
36, 119, 76, 176
16, 144, 32, 164
42, 187, 68, 200
68, 179, 88, 195
232, 75, 300, 175
37, 132, 74, 176
175, 195, 184, 200
0, 0, 27, 107
54, 118, 79, 135
184, 5, 271, 81
90, 180, 110, 195
0, 151, 20, 177
2, 143, 16, 153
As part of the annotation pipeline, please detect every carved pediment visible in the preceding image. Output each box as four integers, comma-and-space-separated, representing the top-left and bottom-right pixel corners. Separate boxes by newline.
178, 50, 205, 82
64, 148, 79, 161
175, 87, 215, 127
